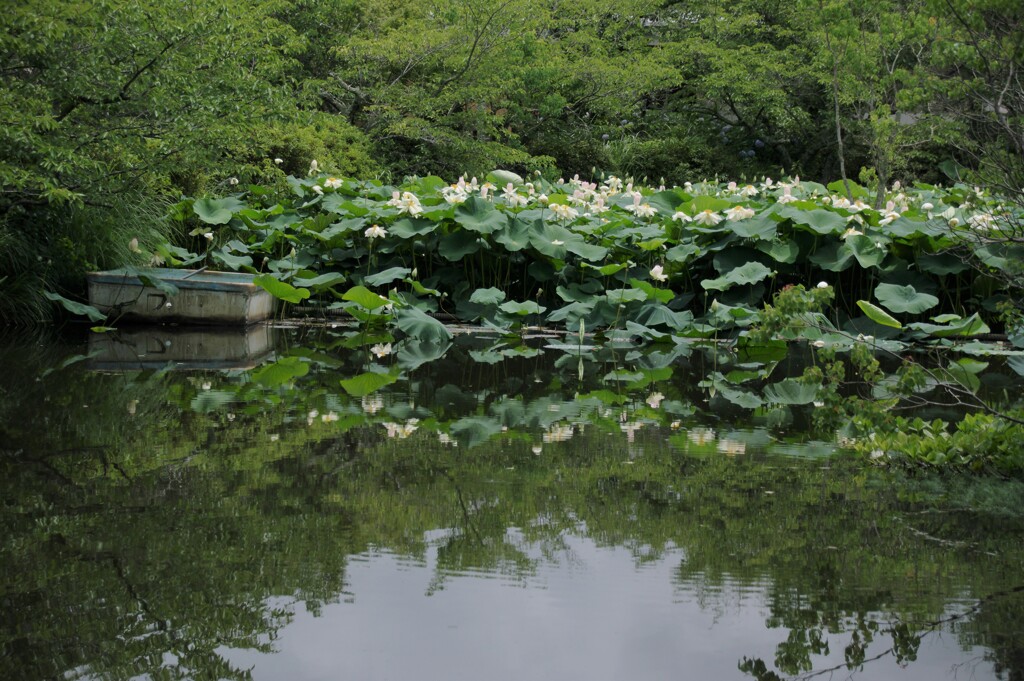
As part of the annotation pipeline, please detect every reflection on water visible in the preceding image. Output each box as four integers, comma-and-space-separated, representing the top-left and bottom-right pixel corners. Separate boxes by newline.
1, 325, 1023, 681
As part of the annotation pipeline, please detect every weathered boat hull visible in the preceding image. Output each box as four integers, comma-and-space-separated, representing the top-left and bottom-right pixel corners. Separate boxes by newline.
87, 268, 275, 325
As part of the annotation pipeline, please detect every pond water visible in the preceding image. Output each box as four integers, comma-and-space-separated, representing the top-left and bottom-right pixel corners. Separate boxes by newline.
2, 325, 1023, 681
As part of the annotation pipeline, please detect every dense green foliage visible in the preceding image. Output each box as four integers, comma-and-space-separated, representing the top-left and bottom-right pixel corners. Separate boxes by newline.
3, 0, 1023, 324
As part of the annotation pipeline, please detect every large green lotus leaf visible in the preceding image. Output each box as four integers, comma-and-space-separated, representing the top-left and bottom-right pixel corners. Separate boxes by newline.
364, 267, 411, 286
728, 212, 778, 240
253, 356, 309, 387
316, 218, 365, 243
874, 283, 939, 314
665, 242, 700, 263
193, 196, 247, 225
917, 253, 969, 275
254, 274, 311, 304
686, 195, 733, 213
879, 217, 946, 239
211, 248, 252, 271
582, 262, 630, 276
701, 261, 772, 291
394, 306, 453, 342
455, 196, 508, 234
45, 291, 107, 322
632, 303, 693, 330
389, 218, 437, 238
763, 378, 820, 405
975, 243, 1024, 274
470, 287, 507, 305
605, 288, 648, 304
494, 217, 532, 251
439, 230, 481, 261
647, 188, 688, 215
528, 221, 577, 258
856, 300, 902, 328
340, 370, 398, 397
808, 241, 855, 272
565, 240, 608, 261
499, 300, 546, 316
294, 271, 345, 289
780, 206, 847, 235
628, 278, 674, 304
756, 238, 799, 263
826, 179, 870, 198
487, 169, 524, 186
908, 313, 989, 338
342, 285, 390, 310
712, 377, 763, 409
846, 234, 888, 268
712, 246, 769, 274
547, 301, 595, 326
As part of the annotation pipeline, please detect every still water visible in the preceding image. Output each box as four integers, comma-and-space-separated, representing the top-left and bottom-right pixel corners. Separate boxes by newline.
2, 325, 1023, 681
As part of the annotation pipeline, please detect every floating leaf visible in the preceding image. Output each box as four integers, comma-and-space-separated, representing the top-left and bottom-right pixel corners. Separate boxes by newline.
394, 307, 452, 342
908, 313, 989, 338
253, 356, 309, 387
499, 300, 546, 316
470, 287, 507, 305
763, 379, 820, 405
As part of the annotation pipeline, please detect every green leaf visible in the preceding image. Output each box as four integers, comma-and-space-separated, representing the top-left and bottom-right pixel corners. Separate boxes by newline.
665, 242, 700, 263
470, 288, 507, 305
389, 218, 437, 238
605, 288, 648, 304
455, 196, 508, 234
294, 272, 346, 289
874, 283, 939, 314
499, 300, 546, 316
908, 313, 989, 338
211, 249, 253, 270
763, 379, 820, 405
701, 262, 772, 291
193, 197, 247, 225
254, 274, 311, 304
44, 291, 107, 322
486, 169, 524, 186
342, 285, 391, 310
780, 206, 846, 235
856, 300, 903, 328
364, 267, 412, 286
394, 307, 452, 342
439, 230, 481, 261
340, 371, 398, 397
494, 217, 532, 251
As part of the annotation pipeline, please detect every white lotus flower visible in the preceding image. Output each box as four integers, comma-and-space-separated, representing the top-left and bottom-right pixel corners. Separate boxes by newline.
649, 264, 668, 282
371, 343, 392, 358
550, 203, 579, 221
672, 211, 693, 222
324, 177, 343, 189
693, 209, 723, 227
365, 224, 387, 239
634, 203, 658, 218
725, 205, 756, 221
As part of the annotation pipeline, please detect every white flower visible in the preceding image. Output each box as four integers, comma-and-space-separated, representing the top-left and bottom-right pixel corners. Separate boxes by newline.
968, 213, 995, 231
551, 239, 565, 246
388, 191, 423, 216
693, 209, 723, 227
727, 181, 738, 192
312, 185, 323, 196
274, 158, 284, 164
739, 184, 758, 197
816, 281, 829, 289
371, 343, 392, 358
634, 203, 658, 218
725, 205, 756, 221
921, 202, 934, 211
649, 264, 668, 282
308, 159, 319, 175
672, 211, 693, 222
812, 339, 826, 348
324, 177, 343, 189
646, 392, 664, 409
270, 434, 280, 442
531, 444, 543, 455
128, 237, 141, 253
718, 439, 746, 456
228, 177, 239, 186
202, 232, 214, 241
688, 427, 716, 446
777, 187, 798, 204
550, 203, 579, 221
442, 185, 468, 204
841, 227, 863, 240
361, 395, 383, 415
365, 224, 387, 239
948, 217, 961, 228
321, 411, 339, 423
